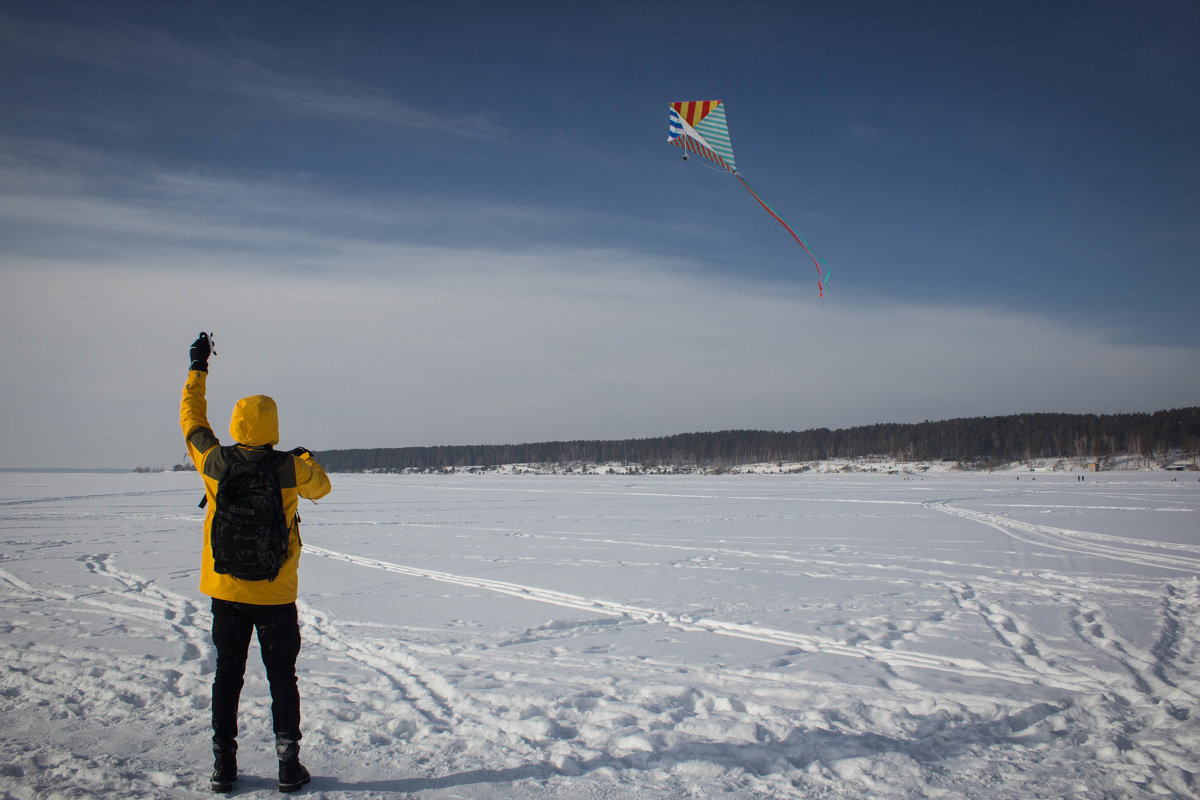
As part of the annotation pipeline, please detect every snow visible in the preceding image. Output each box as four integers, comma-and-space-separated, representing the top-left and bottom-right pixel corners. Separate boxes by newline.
1, 469, 1198, 798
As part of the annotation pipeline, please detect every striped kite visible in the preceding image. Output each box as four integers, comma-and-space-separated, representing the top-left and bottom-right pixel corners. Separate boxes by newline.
668, 100, 826, 296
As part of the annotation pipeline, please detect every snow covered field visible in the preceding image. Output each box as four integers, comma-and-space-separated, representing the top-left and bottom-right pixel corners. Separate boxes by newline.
1, 470, 1198, 799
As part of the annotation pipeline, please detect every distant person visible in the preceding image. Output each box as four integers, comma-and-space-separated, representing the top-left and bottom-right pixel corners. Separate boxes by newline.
180, 333, 332, 793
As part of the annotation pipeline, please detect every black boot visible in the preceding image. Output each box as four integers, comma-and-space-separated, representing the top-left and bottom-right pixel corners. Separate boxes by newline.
211, 737, 237, 793
276, 735, 311, 793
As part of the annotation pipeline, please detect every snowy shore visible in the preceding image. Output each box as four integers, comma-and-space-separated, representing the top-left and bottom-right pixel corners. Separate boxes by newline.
336, 454, 1199, 476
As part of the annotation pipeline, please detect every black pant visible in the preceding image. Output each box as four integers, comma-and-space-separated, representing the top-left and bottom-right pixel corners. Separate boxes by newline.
211, 598, 302, 743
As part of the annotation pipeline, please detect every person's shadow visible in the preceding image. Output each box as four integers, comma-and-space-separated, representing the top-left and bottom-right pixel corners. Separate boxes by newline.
314, 763, 550, 794
306, 699, 1068, 794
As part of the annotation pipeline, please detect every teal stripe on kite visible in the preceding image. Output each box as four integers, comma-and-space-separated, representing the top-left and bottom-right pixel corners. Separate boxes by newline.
693, 105, 736, 172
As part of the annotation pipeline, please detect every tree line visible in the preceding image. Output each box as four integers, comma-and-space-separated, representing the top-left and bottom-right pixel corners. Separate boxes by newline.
312, 407, 1200, 473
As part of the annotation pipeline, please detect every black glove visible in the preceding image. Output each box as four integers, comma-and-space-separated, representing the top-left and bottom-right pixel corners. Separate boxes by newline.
189, 332, 211, 372
288, 447, 311, 459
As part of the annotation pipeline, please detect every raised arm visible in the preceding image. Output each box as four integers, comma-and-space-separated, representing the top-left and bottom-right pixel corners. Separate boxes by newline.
181, 333, 220, 468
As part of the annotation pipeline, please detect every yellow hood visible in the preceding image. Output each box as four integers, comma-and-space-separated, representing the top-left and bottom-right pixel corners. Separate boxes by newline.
229, 395, 280, 447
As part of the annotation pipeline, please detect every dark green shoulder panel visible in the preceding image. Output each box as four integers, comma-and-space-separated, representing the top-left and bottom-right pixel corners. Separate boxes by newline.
201, 444, 297, 488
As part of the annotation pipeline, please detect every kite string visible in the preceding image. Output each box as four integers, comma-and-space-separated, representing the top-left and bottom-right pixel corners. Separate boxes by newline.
735, 173, 825, 297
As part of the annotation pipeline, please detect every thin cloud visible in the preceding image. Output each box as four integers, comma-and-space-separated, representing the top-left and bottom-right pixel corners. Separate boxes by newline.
0, 11, 505, 141
0, 139, 696, 274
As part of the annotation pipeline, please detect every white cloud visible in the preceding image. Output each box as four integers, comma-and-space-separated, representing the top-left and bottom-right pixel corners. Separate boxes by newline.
2, 249, 1197, 468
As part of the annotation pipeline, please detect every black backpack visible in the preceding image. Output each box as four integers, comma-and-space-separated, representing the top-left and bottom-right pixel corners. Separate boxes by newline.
210, 446, 291, 581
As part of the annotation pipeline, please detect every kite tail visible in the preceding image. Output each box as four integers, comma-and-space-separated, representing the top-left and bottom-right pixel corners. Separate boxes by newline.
735, 174, 824, 297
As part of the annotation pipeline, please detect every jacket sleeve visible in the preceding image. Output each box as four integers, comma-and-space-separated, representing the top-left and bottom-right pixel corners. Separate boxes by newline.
294, 451, 332, 501
180, 370, 220, 468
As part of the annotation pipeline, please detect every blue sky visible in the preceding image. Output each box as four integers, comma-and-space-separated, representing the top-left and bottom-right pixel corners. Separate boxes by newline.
1, 0, 1197, 468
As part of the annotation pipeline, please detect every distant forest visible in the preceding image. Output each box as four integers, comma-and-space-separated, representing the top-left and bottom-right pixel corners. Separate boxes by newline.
313, 407, 1200, 473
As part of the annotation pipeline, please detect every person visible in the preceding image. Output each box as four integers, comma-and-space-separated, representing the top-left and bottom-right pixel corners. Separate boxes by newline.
180, 333, 332, 793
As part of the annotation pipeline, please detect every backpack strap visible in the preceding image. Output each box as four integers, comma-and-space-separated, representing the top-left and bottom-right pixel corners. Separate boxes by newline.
223, 445, 246, 467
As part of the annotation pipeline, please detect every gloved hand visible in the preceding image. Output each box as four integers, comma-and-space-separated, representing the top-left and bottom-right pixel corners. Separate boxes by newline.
288, 447, 311, 459
189, 332, 212, 372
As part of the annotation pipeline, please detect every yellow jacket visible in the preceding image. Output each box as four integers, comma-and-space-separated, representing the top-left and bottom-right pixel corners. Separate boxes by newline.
181, 370, 331, 605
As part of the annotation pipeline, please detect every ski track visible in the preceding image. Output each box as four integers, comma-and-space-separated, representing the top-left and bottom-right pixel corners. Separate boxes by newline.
926, 495, 1200, 573
2, 474, 1199, 798
0, 487, 191, 508
306, 544, 1057, 687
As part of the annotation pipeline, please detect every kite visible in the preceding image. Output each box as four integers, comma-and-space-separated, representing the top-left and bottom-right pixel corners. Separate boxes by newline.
668, 100, 826, 296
